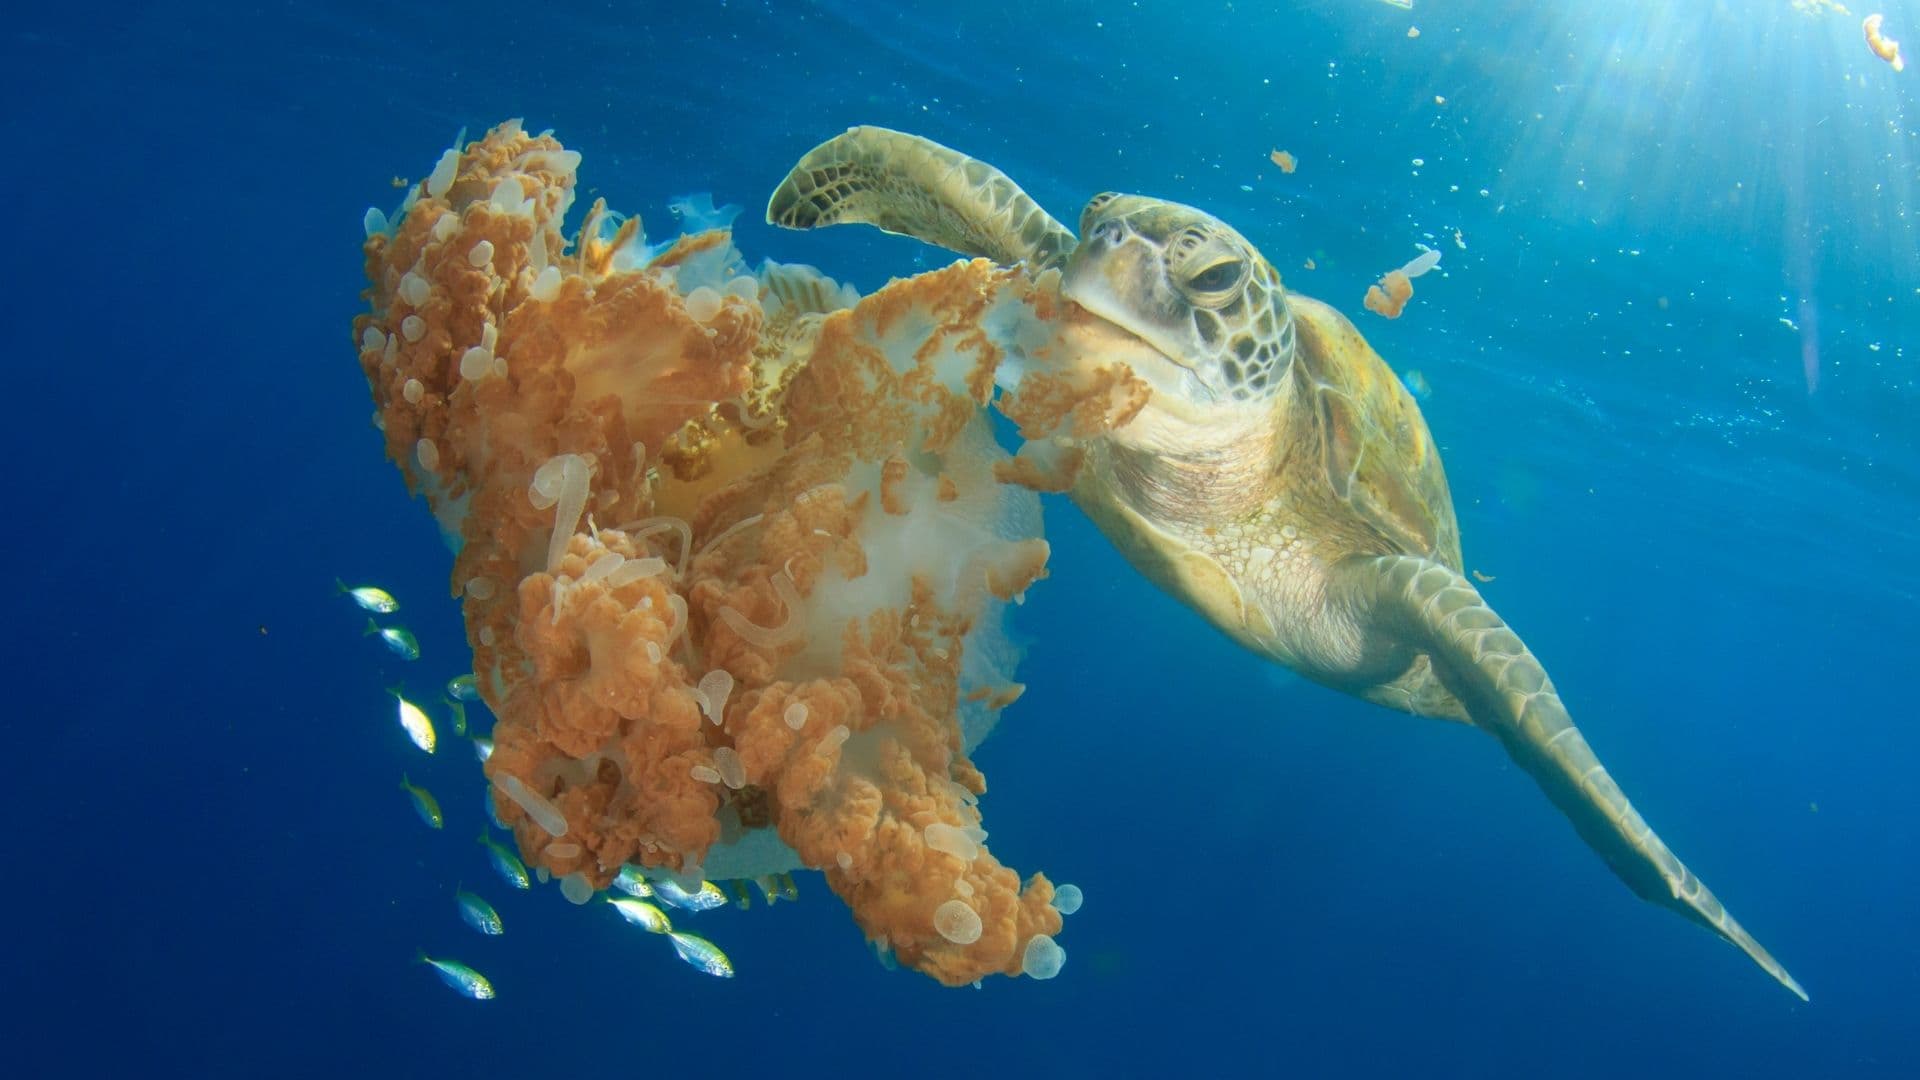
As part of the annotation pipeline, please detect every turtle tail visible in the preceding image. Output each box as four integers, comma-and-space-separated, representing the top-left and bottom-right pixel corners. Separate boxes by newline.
766, 126, 1076, 271
1337, 554, 1806, 1001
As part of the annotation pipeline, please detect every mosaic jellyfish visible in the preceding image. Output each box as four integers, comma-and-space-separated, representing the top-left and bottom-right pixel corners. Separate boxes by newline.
352, 121, 1137, 984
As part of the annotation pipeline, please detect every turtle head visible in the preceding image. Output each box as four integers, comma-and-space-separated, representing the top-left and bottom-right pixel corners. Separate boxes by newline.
1061, 193, 1295, 408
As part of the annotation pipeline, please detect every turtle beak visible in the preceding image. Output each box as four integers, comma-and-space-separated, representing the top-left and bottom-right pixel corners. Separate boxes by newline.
1062, 234, 1219, 405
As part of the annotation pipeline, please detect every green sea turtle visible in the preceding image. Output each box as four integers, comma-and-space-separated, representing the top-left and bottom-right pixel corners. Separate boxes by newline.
766, 127, 1804, 999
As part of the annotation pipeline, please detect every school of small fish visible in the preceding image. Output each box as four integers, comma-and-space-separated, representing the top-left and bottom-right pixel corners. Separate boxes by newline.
340, 576, 751, 998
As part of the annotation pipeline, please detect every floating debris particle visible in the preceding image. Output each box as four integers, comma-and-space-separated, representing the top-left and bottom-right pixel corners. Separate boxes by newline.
1866, 14, 1905, 71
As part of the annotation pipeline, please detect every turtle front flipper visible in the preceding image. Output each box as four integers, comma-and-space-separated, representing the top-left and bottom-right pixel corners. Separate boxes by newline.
1334, 554, 1807, 1001
767, 126, 1076, 271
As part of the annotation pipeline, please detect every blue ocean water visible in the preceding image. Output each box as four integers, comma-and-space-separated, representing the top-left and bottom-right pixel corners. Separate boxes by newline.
8, 1, 1917, 1074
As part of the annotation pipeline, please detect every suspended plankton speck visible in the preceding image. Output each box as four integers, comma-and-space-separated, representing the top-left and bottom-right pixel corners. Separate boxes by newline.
1866, 13, 1906, 72
336, 579, 399, 613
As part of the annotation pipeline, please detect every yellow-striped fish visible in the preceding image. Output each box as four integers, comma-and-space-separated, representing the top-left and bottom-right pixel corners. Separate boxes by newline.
418, 951, 494, 999
456, 888, 504, 935
477, 831, 530, 890
667, 932, 734, 978
336, 579, 399, 613
400, 774, 442, 828
608, 896, 673, 934
366, 619, 420, 661
388, 687, 436, 754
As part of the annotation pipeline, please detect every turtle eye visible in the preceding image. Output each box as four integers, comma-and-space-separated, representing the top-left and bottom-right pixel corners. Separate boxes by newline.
1187, 259, 1244, 293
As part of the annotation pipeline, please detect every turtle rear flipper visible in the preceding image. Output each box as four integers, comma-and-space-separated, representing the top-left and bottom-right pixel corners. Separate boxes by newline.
1336, 554, 1807, 1001
767, 126, 1076, 271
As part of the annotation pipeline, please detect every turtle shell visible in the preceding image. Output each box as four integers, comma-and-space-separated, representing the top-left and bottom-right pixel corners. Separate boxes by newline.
1285, 294, 1462, 569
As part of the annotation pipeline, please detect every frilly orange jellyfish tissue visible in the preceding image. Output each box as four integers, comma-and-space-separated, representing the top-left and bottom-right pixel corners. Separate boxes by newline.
353, 120, 1136, 985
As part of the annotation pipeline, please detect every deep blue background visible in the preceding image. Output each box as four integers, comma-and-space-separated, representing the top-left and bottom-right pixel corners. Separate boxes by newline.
7, 1, 1916, 1075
